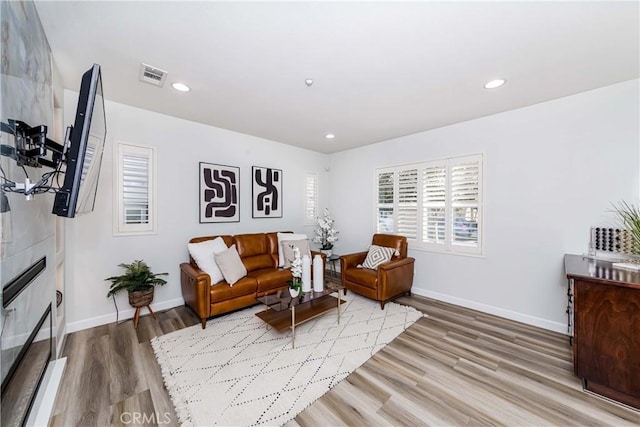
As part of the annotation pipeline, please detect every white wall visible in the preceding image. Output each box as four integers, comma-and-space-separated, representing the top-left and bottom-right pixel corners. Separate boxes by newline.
63, 79, 639, 333
328, 79, 640, 332
63, 95, 330, 331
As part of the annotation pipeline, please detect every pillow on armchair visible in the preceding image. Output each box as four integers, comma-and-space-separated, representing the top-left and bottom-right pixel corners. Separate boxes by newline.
359, 245, 398, 270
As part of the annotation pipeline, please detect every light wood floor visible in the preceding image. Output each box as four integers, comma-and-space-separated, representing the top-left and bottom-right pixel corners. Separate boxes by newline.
49, 295, 639, 426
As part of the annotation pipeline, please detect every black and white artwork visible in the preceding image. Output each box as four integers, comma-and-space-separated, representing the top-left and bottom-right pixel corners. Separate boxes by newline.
252, 166, 282, 218
200, 162, 240, 223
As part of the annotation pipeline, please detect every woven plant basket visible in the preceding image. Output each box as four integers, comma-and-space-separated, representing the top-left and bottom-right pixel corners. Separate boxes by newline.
128, 287, 154, 308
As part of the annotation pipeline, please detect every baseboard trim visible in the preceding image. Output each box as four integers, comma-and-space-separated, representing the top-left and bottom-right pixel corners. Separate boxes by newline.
66, 297, 185, 333
56, 324, 67, 359
27, 358, 66, 427
411, 287, 567, 334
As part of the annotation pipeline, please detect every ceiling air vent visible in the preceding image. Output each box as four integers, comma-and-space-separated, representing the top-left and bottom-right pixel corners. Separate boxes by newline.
139, 63, 167, 87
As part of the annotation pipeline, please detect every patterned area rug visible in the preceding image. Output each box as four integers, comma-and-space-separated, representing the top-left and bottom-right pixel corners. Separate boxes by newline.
151, 293, 422, 426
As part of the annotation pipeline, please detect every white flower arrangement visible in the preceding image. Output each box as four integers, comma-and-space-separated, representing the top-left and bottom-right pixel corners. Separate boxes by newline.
290, 246, 302, 279
312, 208, 339, 250
288, 245, 303, 293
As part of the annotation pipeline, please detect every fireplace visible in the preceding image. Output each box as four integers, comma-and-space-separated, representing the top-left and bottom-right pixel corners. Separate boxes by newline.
1, 257, 53, 427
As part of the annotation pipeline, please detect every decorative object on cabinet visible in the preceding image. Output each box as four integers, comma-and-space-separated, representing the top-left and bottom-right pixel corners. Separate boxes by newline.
252, 166, 282, 218
199, 162, 240, 223
589, 227, 636, 256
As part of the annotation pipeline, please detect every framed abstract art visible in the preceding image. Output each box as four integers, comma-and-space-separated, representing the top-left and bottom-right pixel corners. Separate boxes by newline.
252, 166, 282, 218
199, 162, 240, 223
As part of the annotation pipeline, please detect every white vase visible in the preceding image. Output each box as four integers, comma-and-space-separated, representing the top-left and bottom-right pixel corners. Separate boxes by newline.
290, 288, 300, 298
320, 249, 332, 257
301, 255, 312, 292
313, 254, 324, 292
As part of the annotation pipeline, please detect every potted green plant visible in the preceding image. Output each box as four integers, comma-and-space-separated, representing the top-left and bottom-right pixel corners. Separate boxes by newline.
612, 201, 640, 255
106, 260, 168, 309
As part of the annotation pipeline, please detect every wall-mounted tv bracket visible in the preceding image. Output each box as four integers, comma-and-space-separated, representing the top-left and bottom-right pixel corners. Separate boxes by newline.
0, 119, 67, 169
0, 120, 70, 203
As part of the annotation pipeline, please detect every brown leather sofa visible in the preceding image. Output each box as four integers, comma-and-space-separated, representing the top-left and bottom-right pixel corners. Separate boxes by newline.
181, 232, 323, 328
340, 234, 415, 309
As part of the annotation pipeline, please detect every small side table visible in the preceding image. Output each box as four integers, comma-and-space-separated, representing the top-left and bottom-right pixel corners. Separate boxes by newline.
326, 254, 340, 281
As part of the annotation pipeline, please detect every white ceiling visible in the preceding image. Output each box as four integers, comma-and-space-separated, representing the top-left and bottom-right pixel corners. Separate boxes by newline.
35, 1, 639, 154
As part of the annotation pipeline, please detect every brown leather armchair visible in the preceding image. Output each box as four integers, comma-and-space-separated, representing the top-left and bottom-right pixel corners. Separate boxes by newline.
340, 234, 415, 309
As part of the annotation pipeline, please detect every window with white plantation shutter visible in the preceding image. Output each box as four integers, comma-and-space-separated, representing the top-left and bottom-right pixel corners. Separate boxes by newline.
450, 158, 481, 249
397, 169, 418, 239
303, 172, 318, 225
422, 164, 447, 246
376, 171, 394, 233
114, 141, 156, 235
375, 153, 483, 255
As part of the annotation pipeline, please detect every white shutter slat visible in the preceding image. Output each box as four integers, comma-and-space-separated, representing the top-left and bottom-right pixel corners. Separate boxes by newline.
377, 171, 394, 233
397, 169, 418, 239
123, 151, 149, 225
422, 165, 446, 244
451, 161, 479, 247
303, 173, 318, 225
115, 141, 156, 235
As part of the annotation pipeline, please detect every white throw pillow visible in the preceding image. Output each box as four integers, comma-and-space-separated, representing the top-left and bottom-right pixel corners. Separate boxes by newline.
281, 239, 311, 268
359, 245, 398, 270
277, 232, 308, 267
214, 244, 247, 286
188, 237, 228, 284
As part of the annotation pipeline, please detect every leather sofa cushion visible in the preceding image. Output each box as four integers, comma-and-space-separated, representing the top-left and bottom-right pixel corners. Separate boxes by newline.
234, 233, 268, 258
247, 268, 292, 293
345, 267, 377, 289
210, 276, 257, 302
266, 232, 281, 255
243, 254, 274, 272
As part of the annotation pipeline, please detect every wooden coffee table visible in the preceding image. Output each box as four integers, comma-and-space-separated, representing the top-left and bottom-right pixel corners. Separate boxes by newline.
255, 282, 345, 348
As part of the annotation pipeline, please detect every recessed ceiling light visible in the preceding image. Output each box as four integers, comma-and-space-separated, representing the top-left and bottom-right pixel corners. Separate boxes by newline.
484, 79, 506, 89
305, 78, 314, 86
171, 82, 191, 92
325, 133, 335, 139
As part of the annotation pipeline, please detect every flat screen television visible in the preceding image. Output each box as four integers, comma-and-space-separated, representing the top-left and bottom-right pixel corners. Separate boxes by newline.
52, 63, 106, 218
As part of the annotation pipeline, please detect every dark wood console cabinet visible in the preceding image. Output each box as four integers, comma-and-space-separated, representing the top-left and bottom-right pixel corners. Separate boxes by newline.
564, 254, 640, 410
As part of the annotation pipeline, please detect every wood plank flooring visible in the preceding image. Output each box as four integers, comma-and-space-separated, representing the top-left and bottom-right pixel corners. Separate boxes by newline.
49, 295, 639, 426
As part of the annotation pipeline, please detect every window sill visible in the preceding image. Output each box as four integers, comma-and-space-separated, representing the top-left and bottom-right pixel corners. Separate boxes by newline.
113, 230, 158, 237
408, 245, 485, 258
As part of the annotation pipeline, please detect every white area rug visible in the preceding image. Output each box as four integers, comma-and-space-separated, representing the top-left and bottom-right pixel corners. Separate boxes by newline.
151, 293, 422, 426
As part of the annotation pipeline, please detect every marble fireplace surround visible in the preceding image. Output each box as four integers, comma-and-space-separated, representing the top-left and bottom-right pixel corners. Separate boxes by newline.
1, 257, 52, 427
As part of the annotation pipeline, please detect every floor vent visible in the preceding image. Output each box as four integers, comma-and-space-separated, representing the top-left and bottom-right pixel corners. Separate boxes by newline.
139, 63, 167, 87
